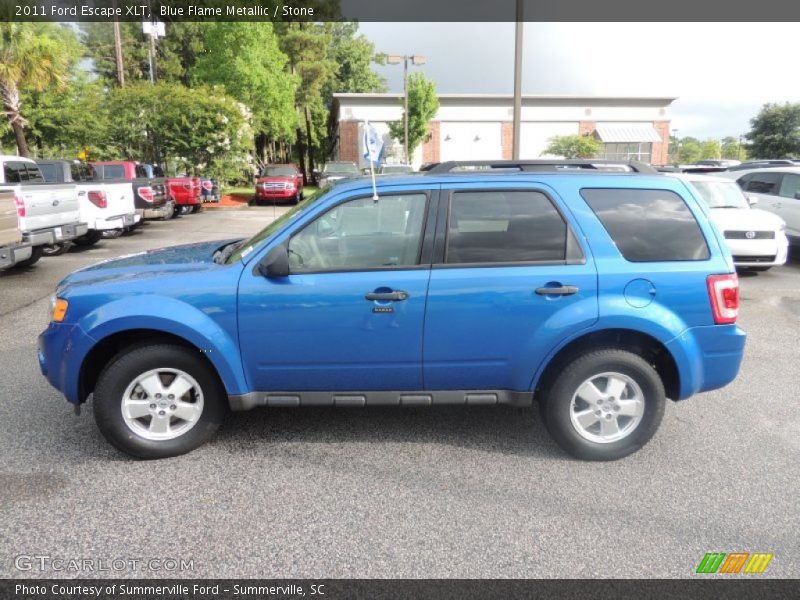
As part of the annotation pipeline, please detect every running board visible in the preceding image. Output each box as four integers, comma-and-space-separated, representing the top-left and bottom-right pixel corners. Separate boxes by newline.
228, 390, 533, 411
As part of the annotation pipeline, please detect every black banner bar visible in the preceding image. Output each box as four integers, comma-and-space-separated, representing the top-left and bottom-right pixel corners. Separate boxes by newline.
2, 0, 800, 22
2, 579, 800, 600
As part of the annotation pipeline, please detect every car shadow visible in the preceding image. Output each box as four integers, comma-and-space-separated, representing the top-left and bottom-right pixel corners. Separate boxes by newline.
212, 405, 565, 459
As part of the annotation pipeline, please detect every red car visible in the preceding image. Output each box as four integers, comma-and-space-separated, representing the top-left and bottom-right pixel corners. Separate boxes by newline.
255, 164, 304, 205
166, 176, 202, 215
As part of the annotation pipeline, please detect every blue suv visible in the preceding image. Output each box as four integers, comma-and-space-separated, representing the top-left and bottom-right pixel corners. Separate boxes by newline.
38, 161, 746, 461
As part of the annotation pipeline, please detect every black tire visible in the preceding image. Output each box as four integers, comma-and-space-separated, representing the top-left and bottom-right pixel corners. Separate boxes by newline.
12, 245, 43, 268
539, 349, 665, 461
747, 266, 771, 272
291, 193, 300, 205
191, 204, 202, 214
93, 344, 227, 459
41, 242, 70, 256
74, 231, 104, 247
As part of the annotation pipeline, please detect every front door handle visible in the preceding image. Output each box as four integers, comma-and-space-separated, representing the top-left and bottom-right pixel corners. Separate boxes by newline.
365, 290, 409, 302
535, 285, 579, 296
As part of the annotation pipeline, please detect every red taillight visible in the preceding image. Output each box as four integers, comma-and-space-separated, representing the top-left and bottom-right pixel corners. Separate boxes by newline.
707, 273, 739, 324
88, 190, 107, 209
14, 195, 25, 218
137, 186, 155, 203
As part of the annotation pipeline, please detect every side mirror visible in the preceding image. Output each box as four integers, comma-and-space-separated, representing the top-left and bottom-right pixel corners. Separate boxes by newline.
257, 244, 289, 278
747, 195, 759, 206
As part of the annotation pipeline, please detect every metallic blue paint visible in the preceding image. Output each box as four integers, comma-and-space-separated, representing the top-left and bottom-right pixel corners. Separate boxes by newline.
38, 173, 746, 408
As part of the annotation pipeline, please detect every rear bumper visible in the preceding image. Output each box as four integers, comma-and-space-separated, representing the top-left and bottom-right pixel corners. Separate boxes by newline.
92, 212, 138, 231
0, 243, 32, 270
24, 222, 89, 246
137, 200, 175, 220
666, 324, 747, 400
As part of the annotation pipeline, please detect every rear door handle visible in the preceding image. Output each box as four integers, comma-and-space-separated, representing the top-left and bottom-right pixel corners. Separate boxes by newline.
535, 285, 579, 296
365, 290, 409, 302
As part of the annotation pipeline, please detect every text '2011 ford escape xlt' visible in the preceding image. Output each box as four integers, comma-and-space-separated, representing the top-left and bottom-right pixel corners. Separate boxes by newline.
38, 160, 746, 461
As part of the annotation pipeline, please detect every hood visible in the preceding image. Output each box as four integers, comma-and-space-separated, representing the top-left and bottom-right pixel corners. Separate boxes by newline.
57, 239, 239, 292
708, 207, 785, 232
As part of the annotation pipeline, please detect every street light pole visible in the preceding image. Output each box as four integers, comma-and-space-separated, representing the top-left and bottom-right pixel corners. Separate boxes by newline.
403, 56, 409, 165
387, 54, 426, 166
512, 0, 524, 160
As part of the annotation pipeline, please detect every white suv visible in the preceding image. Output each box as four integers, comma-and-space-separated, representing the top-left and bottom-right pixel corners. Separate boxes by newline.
669, 173, 788, 271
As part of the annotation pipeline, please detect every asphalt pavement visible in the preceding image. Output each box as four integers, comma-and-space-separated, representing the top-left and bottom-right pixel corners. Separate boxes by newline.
1, 207, 798, 579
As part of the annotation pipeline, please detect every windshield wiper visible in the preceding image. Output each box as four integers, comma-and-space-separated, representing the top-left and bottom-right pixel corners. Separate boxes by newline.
213, 241, 242, 264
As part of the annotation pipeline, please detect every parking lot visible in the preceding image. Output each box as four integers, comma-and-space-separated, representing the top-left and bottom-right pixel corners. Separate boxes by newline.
1, 207, 798, 579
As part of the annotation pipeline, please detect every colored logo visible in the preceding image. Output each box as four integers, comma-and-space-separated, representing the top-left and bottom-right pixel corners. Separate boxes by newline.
696, 552, 773, 574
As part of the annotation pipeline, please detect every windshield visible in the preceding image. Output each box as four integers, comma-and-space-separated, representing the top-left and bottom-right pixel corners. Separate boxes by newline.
225, 194, 328, 264
263, 167, 296, 177
690, 180, 750, 209
324, 162, 359, 175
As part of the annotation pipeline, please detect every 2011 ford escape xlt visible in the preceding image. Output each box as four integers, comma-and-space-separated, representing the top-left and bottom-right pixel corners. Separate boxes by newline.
38, 161, 746, 461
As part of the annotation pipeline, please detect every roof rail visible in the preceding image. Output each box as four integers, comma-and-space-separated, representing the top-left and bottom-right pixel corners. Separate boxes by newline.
421, 159, 658, 174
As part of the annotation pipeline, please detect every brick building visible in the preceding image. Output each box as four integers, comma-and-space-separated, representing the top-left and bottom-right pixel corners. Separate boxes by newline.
332, 93, 675, 168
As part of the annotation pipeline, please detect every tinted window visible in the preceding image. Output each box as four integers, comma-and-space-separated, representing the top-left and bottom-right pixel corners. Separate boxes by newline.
744, 172, 781, 195
135, 165, 147, 178
778, 173, 800, 199
37, 163, 59, 182
23, 165, 44, 183
3, 161, 26, 183
288, 193, 427, 271
103, 165, 126, 179
264, 167, 297, 177
446, 190, 567, 264
581, 188, 710, 262
70, 163, 91, 182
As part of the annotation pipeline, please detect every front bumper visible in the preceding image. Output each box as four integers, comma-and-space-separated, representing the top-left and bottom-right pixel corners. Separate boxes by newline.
38, 322, 97, 405
255, 188, 297, 199
727, 235, 789, 267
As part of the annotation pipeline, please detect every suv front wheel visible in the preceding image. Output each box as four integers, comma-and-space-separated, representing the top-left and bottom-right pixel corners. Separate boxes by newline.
93, 344, 227, 459
540, 349, 665, 461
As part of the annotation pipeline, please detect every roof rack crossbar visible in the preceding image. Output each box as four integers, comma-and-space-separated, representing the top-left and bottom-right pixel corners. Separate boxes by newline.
421, 159, 657, 174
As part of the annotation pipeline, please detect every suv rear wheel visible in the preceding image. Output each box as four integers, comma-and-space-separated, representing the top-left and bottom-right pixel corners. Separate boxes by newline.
540, 349, 665, 461
93, 344, 227, 459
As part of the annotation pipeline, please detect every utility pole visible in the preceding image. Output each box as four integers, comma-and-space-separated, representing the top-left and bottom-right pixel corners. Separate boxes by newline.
512, 0, 524, 160
112, 0, 124, 86
387, 54, 427, 165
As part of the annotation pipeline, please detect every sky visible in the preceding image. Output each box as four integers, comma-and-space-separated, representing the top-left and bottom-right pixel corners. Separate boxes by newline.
359, 22, 798, 140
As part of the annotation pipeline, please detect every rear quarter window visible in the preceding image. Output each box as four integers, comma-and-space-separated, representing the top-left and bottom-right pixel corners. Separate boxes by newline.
580, 188, 710, 262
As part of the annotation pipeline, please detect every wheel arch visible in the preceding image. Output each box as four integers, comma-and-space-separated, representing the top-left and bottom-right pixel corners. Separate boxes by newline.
532, 328, 681, 401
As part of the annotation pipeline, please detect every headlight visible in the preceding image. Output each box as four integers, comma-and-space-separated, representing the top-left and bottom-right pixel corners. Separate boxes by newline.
49, 296, 68, 322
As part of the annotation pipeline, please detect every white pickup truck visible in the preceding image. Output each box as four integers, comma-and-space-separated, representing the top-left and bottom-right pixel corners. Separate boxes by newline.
36, 160, 140, 247
0, 155, 88, 267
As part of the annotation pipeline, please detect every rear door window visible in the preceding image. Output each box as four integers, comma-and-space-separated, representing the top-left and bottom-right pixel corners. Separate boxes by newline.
3, 161, 27, 183
37, 163, 59, 182
104, 165, 126, 179
581, 188, 710, 262
445, 190, 571, 264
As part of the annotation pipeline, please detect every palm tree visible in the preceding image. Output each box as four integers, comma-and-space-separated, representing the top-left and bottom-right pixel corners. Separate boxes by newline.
0, 23, 70, 157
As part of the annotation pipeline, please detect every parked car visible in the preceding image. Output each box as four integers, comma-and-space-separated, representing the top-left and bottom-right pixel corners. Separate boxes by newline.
317, 161, 359, 189
379, 164, 414, 175
694, 159, 741, 168
666, 173, 788, 271
166, 175, 202, 215
200, 177, 219, 203
0, 189, 33, 270
39, 160, 746, 461
255, 164, 304, 205
0, 155, 88, 267
726, 159, 798, 172
718, 167, 800, 248
91, 161, 173, 220
36, 160, 139, 247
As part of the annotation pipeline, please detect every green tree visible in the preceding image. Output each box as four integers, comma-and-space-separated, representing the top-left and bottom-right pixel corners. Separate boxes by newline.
388, 73, 439, 161
192, 23, 297, 164
677, 137, 703, 164
720, 136, 745, 161
543, 134, 602, 159
0, 23, 78, 156
745, 102, 800, 158
699, 139, 722, 160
